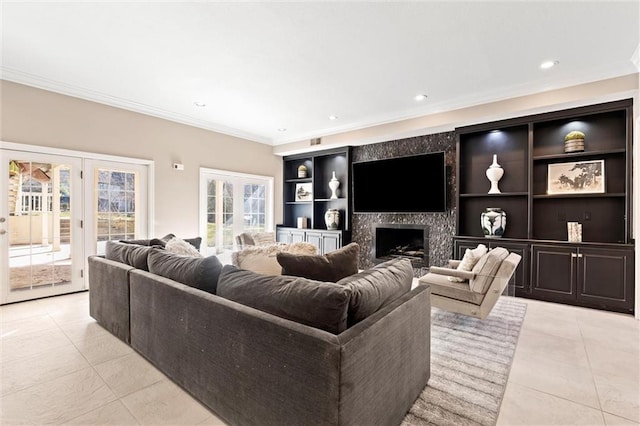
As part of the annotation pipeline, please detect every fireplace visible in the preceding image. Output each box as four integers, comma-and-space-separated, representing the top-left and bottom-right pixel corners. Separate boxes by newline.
371, 224, 429, 267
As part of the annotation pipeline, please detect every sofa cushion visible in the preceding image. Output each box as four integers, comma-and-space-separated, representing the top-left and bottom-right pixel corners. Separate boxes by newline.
276, 242, 360, 282
232, 242, 318, 275
217, 265, 351, 334
337, 257, 413, 326
470, 247, 509, 293
105, 240, 153, 271
421, 272, 485, 305
165, 237, 203, 257
147, 248, 222, 294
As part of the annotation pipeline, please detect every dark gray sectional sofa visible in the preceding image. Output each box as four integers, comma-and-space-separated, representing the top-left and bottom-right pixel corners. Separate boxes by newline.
88, 241, 431, 426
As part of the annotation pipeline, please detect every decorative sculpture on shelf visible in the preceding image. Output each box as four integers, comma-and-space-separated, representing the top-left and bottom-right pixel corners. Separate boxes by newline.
485, 154, 504, 194
481, 207, 506, 238
324, 209, 340, 230
329, 171, 340, 199
297, 164, 307, 178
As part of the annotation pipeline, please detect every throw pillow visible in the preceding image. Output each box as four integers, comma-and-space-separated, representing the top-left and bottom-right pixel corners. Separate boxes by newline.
105, 241, 154, 271
148, 248, 223, 294
148, 234, 202, 250
337, 257, 413, 326
469, 247, 509, 293
448, 244, 488, 282
165, 237, 203, 257
217, 265, 351, 334
276, 242, 360, 282
232, 242, 318, 275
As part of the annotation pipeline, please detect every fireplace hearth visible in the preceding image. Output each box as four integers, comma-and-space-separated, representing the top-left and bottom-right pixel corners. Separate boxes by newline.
372, 224, 429, 267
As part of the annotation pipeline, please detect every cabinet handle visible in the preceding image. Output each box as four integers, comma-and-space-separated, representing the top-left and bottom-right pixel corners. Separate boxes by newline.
571, 253, 577, 258
577, 253, 583, 258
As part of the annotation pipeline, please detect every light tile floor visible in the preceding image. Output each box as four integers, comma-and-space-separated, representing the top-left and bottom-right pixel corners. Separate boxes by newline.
1, 291, 638, 425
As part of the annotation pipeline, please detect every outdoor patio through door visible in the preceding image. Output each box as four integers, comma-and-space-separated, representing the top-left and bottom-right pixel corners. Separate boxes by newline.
0, 150, 84, 304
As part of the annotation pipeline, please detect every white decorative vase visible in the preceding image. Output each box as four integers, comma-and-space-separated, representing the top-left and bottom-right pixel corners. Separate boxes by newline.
328, 171, 340, 199
324, 209, 340, 230
481, 207, 506, 238
485, 154, 504, 194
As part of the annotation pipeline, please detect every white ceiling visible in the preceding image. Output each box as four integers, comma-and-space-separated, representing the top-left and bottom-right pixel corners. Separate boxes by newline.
2, 1, 639, 146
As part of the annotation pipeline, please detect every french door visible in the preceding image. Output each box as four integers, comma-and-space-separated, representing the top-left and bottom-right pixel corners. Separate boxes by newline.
0, 150, 84, 304
1, 144, 152, 305
199, 168, 274, 263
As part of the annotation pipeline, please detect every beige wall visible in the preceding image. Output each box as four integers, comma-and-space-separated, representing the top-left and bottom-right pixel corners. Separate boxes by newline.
0, 80, 283, 238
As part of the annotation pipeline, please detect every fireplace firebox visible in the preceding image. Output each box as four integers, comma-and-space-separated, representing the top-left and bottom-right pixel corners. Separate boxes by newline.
372, 224, 429, 267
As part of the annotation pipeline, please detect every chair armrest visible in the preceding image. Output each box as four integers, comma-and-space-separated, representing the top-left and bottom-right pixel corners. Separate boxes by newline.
448, 259, 461, 268
428, 266, 475, 281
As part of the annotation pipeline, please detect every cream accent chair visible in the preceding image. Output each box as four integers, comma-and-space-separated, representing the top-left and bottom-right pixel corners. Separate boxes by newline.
234, 231, 276, 249
418, 247, 522, 319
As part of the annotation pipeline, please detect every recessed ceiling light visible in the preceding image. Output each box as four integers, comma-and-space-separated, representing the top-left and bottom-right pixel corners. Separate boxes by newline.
194, 101, 206, 107
328, 115, 338, 120
277, 128, 287, 132
414, 94, 428, 101
540, 60, 559, 70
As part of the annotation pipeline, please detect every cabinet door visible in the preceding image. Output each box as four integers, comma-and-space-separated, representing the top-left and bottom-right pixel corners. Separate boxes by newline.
577, 247, 634, 312
276, 229, 291, 244
321, 232, 341, 254
290, 230, 306, 243
531, 245, 577, 303
305, 231, 323, 253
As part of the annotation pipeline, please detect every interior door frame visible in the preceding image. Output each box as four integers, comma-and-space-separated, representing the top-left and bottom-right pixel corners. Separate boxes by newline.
0, 141, 154, 303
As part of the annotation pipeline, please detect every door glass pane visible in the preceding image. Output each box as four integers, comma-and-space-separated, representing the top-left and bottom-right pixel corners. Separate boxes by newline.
95, 168, 138, 254
222, 182, 234, 250
243, 183, 266, 233
8, 160, 72, 292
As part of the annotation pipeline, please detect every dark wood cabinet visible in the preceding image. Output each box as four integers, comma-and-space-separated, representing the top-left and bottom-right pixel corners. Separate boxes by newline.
530, 244, 634, 312
281, 147, 352, 231
531, 245, 577, 303
454, 99, 634, 314
577, 246, 634, 311
280, 147, 352, 252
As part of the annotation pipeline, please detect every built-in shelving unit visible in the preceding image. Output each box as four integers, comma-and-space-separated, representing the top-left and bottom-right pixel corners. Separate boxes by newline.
454, 99, 634, 314
278, 147, 352, 253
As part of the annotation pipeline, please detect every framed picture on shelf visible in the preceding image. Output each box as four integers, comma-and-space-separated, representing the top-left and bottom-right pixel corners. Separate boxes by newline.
295, 183, 313, 201
547, 160, 605, 195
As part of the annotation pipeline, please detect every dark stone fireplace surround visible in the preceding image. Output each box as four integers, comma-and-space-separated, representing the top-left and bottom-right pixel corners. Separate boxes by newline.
351, 131, 456, 275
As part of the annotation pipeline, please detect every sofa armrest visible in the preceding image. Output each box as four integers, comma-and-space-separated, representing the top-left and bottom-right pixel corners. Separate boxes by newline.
337, 285, 431, 426
429, 266, 475, 281
88, 255, 134, 343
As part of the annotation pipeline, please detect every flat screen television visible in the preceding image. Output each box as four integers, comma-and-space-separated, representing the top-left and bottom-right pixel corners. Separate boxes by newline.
352, 152, 447, 213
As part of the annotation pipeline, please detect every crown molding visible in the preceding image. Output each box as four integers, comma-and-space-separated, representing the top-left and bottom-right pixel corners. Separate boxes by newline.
1, 67, 272, 145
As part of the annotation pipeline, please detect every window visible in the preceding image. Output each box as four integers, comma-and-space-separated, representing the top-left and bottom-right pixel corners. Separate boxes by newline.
200, 168, 273, 261
96, 169, 138, 244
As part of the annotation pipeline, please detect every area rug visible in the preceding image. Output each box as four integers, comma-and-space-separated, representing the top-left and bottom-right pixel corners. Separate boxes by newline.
402, 298, 527, 426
